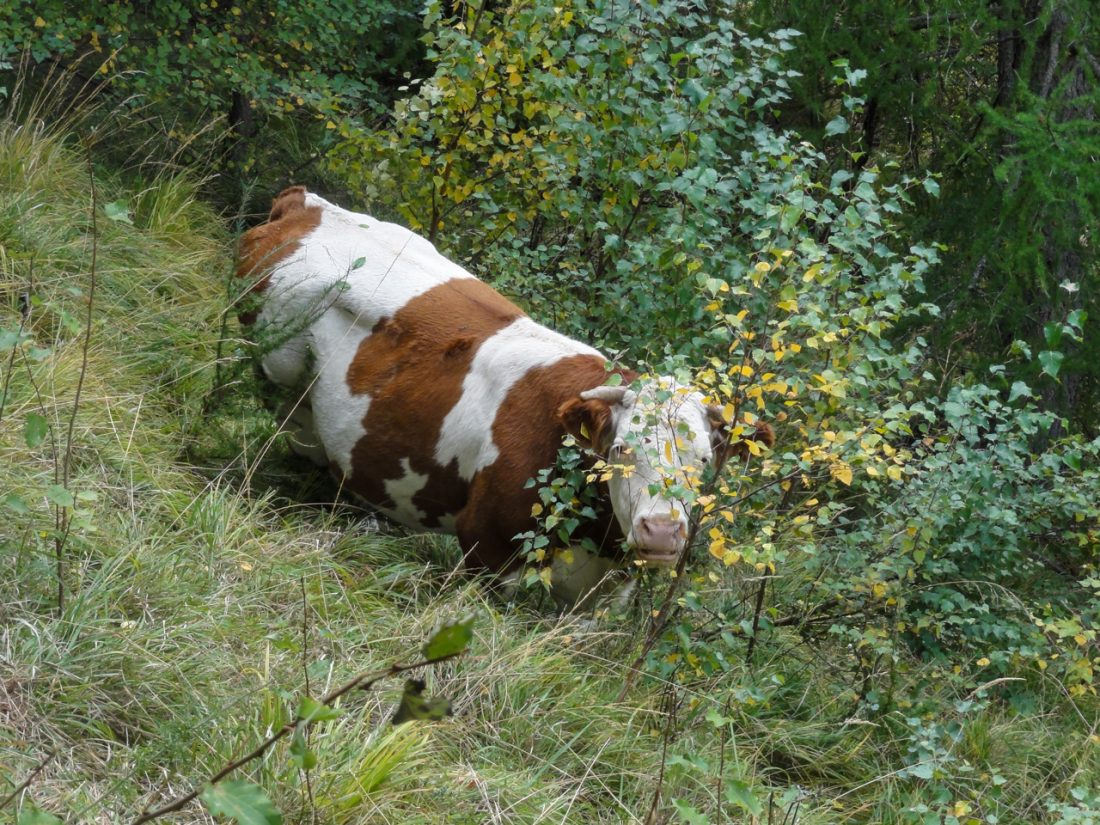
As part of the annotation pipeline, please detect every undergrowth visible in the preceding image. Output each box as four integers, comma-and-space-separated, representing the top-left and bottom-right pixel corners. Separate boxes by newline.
0, 105, 1095, 824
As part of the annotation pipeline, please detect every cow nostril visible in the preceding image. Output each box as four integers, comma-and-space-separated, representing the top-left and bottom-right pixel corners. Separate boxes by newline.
639, 516, 685, 538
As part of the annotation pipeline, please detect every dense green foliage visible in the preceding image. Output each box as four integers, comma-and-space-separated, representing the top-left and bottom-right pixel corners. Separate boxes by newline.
0, 0, 424, 202
741, 0, 1100, 434
1, 0, 1098, 822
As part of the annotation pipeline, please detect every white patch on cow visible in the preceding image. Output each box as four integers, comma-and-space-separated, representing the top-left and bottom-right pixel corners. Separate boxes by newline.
384, 457, 430, 525
435, 317, 603, 479
300, 309, 373, 476
257, 193, 479, 475
549, 546, 629, 610
295, 193, 474, 326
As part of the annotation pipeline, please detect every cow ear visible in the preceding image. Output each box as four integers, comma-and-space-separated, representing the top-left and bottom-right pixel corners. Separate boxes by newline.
269, 185, 308, 221
706, 406, 775, 463
557, 397, 614, 453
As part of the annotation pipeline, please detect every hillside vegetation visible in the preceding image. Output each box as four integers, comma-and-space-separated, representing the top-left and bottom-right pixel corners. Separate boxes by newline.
1, 1, 1099, 823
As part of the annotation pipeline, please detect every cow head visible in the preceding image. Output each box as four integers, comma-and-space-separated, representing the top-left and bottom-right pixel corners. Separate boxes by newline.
558, 379, 774, 566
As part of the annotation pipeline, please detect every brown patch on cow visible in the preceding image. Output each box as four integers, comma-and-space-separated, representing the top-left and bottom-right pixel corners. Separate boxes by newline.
374, 318, 403, 339
557, 397, 615, 454
235, 186, 322, 325
456, 357, 637, 571
343, 278, 526, 529
445, 337, 474, 358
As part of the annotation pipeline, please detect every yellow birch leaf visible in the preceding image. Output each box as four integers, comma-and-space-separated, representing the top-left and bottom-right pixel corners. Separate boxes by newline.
833, 464, 853, 485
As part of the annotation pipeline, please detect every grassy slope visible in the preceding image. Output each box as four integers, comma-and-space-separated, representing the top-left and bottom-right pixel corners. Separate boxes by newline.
0, 118, 1095, 824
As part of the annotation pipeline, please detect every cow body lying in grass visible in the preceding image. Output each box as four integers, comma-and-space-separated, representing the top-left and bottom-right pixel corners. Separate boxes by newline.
237, 187, 773, 604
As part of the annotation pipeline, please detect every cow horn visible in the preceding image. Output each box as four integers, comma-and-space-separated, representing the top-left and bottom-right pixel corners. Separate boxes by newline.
580, 385, 637, 406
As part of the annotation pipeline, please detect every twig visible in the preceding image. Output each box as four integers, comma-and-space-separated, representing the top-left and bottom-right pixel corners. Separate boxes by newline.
0, 750, 56, 811
66, 156, 98, 491
54, 155, 99, 614
744, 577, 767, 665
0, 289, 31, 425
716, 698, 729, 823
645, 684, 679, 825
299, 577, 316, 825
132, 651, 463, 824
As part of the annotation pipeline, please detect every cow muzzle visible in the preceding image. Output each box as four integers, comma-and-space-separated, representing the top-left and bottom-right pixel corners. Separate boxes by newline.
631, 514, 687, 565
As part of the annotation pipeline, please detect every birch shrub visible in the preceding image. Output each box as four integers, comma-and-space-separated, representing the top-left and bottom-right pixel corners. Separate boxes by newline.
327, 0, 1099, 709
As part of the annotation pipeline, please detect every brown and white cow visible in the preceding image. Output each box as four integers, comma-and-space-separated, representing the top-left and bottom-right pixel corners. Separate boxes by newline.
237, 187, 773, 603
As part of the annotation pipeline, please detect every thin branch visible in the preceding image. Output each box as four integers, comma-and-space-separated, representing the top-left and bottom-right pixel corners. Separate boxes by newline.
132, 651, 463, 825
299, 577, 316, 825
54, 155, 99, 614
0, 289, 31, 425
66, 155, 98, 491
744, 576, 768, 665
0, 750, 56, 811
645, 685, 678, 825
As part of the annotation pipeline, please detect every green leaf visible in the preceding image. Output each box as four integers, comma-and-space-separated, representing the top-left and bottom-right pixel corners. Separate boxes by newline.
297, 695, 340, 724
724, 778, 763, 816
24, 413, 48, 448
288, 729, 317, 771
390, 677, 453, 724
922, 176, 940, 197
0, 327, 24, 350
422, 617, 474, 660
200, 780, 282, 825
351, 256, 366, 269
45, 484, 74, 509
671, 799, 710, 824
5, 493, 30, 514
829, 169, 854, 189
16, 808, 63, 825
1038, 350, 1064, 379
1008, 381, 1031, 403
906, 762, 935, 779
104, 199, 134, 225
1009, 340, 1032, 360
824, 116, 849, 136
1043, 322, 1062, 349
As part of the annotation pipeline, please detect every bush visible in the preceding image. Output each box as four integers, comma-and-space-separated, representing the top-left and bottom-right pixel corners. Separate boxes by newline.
328, 0, 1099, 714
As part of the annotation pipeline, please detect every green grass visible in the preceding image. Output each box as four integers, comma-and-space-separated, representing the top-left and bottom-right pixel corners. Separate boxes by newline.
0, 105, 1096, 825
